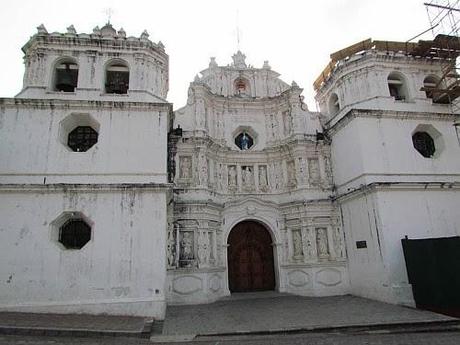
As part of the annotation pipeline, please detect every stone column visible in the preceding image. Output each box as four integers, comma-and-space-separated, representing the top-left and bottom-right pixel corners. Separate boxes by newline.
327, 225, 336, 260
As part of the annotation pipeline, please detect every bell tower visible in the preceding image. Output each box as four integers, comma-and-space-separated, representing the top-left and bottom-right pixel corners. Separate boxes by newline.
18, 23, 168, 102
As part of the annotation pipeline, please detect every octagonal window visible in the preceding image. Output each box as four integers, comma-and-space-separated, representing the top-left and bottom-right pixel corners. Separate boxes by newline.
68, 126, 98, 152
412, 131, 435, 158
59, 219, 91, 249
235, 132, 254, 150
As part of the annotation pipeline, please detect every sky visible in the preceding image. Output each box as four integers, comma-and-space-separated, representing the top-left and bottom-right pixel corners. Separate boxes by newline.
0, 0, 438, 111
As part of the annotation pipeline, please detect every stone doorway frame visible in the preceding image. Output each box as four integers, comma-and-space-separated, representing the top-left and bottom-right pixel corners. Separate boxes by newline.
222, 209, 282, 296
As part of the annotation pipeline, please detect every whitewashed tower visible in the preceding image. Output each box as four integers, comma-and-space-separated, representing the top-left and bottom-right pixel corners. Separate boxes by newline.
315, 37, 460, 306
0, 24, 172, 318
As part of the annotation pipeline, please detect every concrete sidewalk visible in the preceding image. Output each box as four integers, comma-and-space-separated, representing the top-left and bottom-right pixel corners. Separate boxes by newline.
0, 311, 152, 338
155, 293, 459, 341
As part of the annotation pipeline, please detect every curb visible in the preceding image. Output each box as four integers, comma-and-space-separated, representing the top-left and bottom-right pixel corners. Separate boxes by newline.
0, 324, 152, 339
152, 320, 460, 342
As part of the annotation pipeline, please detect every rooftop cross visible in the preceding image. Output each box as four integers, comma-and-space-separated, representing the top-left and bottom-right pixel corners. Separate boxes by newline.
104, 8, 114, 25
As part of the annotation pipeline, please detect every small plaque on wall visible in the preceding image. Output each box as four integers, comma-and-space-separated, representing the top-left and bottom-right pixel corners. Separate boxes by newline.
356, 240, 367, 249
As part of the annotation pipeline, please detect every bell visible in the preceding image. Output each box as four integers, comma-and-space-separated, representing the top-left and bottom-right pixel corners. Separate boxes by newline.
55, 64, 78, 92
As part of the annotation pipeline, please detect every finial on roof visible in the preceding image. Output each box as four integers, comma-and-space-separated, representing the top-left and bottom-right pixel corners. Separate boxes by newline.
158, 41, 165, 50
117, 28, 126, 38
140, 30, 149, 40
232, 50, 247, 68
209, 57, 217, 68
37, 24, 48, 35
66, 25, 77, 35
194, 74, 201, 82
93, 26, 101, 35
291, 80, 299, 88
263, 60, 271, 69
101, 23, 116, 37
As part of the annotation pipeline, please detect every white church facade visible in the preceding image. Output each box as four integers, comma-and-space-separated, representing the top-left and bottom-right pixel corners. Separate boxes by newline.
0, 24, 459, 320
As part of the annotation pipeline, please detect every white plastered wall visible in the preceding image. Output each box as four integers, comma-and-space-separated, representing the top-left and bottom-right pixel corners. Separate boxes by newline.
0, 188, 167, 318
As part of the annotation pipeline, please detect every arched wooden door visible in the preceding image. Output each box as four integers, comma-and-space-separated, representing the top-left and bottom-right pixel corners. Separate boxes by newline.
227, 221, 275, 292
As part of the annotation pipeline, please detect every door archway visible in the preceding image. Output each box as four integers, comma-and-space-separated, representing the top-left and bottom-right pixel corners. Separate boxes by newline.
227, 221, 275, 292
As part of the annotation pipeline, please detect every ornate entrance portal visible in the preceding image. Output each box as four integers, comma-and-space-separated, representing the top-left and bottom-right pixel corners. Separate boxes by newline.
227, 221, 275, 292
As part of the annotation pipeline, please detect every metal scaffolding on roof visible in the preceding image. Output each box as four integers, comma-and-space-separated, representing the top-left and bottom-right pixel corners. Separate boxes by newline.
423, 1, 460, 109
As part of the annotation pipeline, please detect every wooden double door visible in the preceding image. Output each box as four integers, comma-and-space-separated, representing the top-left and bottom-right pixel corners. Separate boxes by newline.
227, 221, 275, 292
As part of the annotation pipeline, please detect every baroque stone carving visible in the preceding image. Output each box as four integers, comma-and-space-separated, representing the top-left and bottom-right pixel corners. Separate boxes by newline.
333, 227, 346, 259
179, 156, 192, 179
198, 153, 208, 186
179, 231, 194, 267
258, 165, 268, 191
316, 228, 329, 258
287, 161, 296, 187
283, 111, 292, 136
167, 227, 176, 268
242, 166, 254, 190
197, 231, 210, 267
228, 165, 237, 189
308, 158, 320, 183
304, 229, 316, 260
292, 229, 303, 257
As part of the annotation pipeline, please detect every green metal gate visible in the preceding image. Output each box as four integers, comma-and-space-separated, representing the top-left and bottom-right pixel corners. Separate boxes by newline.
402, 236, 460, 317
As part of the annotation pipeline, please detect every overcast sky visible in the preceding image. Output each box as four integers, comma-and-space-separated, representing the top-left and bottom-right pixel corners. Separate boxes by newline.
0, 0, 438, 110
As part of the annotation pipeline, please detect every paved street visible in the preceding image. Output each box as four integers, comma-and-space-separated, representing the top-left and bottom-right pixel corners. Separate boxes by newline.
1, 331, 460, 345
162, 293, 455, 336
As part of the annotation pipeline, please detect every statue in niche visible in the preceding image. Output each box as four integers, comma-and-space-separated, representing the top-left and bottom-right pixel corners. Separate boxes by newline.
217, 164, 224, 190
228, 166, 237, 188
180, 231, 194, 267
316, 228, 329, 257
167, 229, 176, 268
180, 156, 192, 179
333, 227, 346, 259
240, 133, 250, 150
292, 230, 303, 257
259, 166, 268, 190
242, 166, 253, 188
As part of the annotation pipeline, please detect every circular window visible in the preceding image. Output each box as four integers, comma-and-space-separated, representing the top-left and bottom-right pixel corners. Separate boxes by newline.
412, 131, 435, 158
235, 132, 254, 150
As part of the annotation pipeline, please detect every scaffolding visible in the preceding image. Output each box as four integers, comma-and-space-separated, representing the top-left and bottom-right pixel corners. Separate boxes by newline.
423, 1, 460, 110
